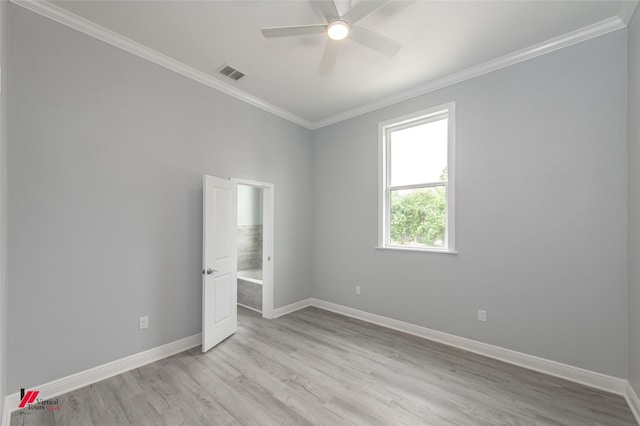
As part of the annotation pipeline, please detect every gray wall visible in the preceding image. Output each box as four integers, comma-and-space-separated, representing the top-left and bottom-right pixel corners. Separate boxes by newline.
0, 0, 7, 415
7, 4, 312, 391
311, 30, 629, 377
628, 6, 640, 394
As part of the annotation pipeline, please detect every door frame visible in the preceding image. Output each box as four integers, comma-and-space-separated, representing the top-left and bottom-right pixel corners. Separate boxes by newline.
231, 178, 274, 319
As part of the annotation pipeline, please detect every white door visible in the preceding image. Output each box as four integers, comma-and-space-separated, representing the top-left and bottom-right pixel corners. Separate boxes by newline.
202, 175, 237, 352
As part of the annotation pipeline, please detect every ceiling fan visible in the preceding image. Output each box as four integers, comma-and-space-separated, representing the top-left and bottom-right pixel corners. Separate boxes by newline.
260, 0, 402, 74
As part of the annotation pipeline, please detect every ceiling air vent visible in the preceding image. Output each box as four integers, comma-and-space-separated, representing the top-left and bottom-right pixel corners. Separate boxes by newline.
218, 64, 245, 81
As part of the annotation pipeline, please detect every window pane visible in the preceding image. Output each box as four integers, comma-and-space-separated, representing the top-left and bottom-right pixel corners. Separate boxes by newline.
390, 186, 446, 248
389, 118, 448, 186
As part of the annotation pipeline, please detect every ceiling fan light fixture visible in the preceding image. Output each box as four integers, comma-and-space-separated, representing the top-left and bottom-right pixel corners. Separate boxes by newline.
327, 20, 349, 40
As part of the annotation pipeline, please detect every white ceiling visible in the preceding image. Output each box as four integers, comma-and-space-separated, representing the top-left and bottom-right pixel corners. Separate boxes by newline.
41, 0, 631, 127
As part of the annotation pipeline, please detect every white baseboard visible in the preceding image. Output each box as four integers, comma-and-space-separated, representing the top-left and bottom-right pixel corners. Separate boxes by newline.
3, 300, 637, 425
309, 298, 628, 396
626, 381, 640, 424
3, 333, 201, 426
271, 298, 312, 318
237, 303, 262, 314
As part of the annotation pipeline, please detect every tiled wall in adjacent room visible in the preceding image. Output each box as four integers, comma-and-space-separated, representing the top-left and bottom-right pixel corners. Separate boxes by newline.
238, 224, 263, 271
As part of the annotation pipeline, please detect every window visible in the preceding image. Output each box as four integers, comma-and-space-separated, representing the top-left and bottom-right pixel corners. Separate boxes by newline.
378, 103, 455, 252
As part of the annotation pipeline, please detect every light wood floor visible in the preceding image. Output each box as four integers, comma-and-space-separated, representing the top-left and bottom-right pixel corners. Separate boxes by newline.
12, 306, 637, 425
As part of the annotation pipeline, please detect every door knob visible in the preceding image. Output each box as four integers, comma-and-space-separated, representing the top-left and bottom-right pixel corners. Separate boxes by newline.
206, 268, 217, 275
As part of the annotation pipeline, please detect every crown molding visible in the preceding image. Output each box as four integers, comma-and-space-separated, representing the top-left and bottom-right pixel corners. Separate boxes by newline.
10, 0, 628, 131
310, 16, 626, 129
9, 0, 314, 130
619, 0, 639, 25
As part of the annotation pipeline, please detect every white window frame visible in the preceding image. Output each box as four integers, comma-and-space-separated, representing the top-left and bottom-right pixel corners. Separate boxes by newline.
377, 102, 456, 253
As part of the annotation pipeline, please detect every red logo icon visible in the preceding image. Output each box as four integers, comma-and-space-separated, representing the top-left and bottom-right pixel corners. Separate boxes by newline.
18, 389, 39, 409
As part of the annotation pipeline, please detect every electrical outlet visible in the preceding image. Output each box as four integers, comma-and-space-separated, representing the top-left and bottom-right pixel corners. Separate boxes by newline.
139, 316, 149, 330
478, 310, 487, 322
355, 286, 361, 295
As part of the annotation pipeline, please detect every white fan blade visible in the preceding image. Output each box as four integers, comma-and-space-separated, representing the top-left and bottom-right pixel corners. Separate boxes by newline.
319, 40, 340, 74
349, 26, 401, 57
261, 24, 327, 38
314, 0, 340, 22
342, 0, 389, 25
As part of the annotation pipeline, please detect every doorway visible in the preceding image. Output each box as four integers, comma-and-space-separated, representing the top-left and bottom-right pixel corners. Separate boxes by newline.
233, 179, 274, 319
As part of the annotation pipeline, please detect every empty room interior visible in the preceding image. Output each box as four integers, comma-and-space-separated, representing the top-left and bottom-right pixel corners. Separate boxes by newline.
1, 0, 640, 424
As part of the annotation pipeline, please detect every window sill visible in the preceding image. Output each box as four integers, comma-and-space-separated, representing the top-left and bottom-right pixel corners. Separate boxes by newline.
375, 246, 459, 254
